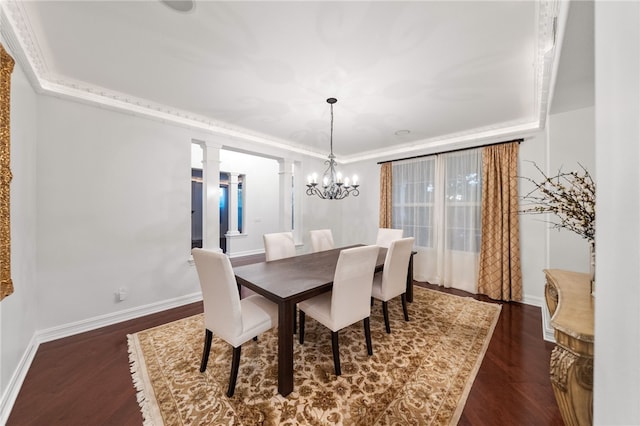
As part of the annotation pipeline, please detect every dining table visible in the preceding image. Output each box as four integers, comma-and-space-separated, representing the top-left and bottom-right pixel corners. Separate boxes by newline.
233, 244, 415, 397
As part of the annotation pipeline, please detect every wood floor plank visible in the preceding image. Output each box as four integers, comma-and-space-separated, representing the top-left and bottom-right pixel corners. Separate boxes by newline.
6, 256, 563, 425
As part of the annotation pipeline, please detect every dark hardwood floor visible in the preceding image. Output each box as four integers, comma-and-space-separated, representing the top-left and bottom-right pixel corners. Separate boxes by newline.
7, 254, 563, 425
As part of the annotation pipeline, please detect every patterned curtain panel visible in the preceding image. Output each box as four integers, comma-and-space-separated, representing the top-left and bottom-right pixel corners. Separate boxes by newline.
477, 142, 522, 301
1, 44, 15, 301
379, 162, 392, 228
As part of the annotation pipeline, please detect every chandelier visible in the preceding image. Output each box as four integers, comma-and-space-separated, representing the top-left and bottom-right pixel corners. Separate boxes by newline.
306, 98, 360, 200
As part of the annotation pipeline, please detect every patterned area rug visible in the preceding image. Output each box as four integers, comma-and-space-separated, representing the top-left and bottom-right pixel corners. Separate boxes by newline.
128, 287, 501, 425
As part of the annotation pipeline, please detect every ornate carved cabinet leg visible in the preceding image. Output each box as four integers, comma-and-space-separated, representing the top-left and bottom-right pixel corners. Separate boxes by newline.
550, 346, 593, 426
544, 270, 594, 426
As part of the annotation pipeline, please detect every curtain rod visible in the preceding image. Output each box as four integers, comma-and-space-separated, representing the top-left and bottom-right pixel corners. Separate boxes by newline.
376, 138, 523, 165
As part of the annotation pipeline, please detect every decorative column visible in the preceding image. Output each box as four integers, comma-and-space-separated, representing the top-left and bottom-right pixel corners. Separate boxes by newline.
278, 159, 293, 232
202, 140, 221, 252
226, 172, 240, 236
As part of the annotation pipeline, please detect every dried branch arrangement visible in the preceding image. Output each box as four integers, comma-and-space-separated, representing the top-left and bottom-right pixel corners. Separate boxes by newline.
519, 162, 595, 242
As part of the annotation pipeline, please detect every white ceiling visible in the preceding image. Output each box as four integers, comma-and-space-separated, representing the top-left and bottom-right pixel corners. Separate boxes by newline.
1, 1, 562, 161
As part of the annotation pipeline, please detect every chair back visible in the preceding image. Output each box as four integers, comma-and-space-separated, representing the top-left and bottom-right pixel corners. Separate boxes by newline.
192, 248, 243, 341
310, 229, 335, 252
263, 232, 296, 261
380, 237, 414, 300
330, 245, 379, 329
375, 228, 403, 248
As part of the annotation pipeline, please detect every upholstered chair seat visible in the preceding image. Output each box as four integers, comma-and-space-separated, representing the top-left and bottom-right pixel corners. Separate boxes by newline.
192, 248, 278, 397
371, 237, 414, 333
298, 245, 379, 376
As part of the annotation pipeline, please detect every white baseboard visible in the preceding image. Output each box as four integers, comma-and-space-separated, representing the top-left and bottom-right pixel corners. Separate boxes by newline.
227, 248, 265, 258
521, 294, 544, 308
0, 334, 39, 426
36, 292, 203, 344
541, 304, 556, 343
0, 292, 204, 422
519, 294, 555, 343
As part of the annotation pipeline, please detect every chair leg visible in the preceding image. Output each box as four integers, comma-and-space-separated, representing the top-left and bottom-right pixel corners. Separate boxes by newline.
200, 329, 213, 372
370, 297, 374, 307
253, 336, 258, 341
299, 310, 306, 344
227, 345, 241, 397
401, 293, 410, 321
382, 301, 391, 334
363, 317, 373, 356
331, 331, 341, 376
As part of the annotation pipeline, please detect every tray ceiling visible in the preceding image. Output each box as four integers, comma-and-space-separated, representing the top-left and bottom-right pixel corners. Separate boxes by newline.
1, 1, 560, 161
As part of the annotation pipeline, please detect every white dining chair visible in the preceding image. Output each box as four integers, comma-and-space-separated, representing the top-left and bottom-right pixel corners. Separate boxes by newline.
371, 237, 414, 333
309, 229, 335, 252
263, 231, 296, 261
263, 231, 298, 330
375, 228, 403, 248
192, 248, 278, 397
298, 245, 379, 376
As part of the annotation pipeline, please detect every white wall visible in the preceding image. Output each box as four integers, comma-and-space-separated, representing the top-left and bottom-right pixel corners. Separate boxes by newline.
594, 2, 640, 423
35, 96, 209, 330
334, 159, 382, 248
0, 40, 38, 421
518, 132, 550, 306
547, 106, 595, 273
300, 156, 346, 249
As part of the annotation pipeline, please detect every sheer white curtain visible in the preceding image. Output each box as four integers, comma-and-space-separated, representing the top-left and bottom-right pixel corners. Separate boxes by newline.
392, 148, 482, 293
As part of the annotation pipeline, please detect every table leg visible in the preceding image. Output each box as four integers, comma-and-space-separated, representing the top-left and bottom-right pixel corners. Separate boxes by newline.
406, 253, 414, 303
277, 300, 295, 396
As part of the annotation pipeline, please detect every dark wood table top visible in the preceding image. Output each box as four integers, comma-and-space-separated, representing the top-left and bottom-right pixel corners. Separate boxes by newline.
232, 243, 403, 396
233, 244, 387, 303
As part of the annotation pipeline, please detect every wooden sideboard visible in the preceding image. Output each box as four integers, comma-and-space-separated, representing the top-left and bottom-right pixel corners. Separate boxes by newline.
544, 269, 594, 426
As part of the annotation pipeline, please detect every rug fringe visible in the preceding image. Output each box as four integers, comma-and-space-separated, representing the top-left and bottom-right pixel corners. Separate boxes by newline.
127, 333, 159, 426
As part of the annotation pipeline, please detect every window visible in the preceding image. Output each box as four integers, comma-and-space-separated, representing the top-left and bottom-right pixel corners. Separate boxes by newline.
391, 148, 482, 291
442, 152, 482, 252
392, 157, 436, 248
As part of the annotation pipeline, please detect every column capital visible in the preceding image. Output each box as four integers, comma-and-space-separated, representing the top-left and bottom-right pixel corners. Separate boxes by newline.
193, 138, 223, 150
278, 158, 294, 175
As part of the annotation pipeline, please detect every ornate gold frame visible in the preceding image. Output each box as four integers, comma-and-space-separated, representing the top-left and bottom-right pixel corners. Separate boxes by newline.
1, 44, 15, 301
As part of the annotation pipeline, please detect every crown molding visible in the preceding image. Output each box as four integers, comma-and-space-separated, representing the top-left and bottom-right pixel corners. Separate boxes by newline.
342, 120, 541, 164
535, 0, 562, 130
1, 0, 557, 164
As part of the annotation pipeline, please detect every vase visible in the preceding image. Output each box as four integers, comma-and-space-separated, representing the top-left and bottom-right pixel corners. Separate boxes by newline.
589, 241, 595, 296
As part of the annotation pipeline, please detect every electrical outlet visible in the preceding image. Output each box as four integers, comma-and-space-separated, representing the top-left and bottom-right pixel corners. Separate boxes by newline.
117, 286, 128, 301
